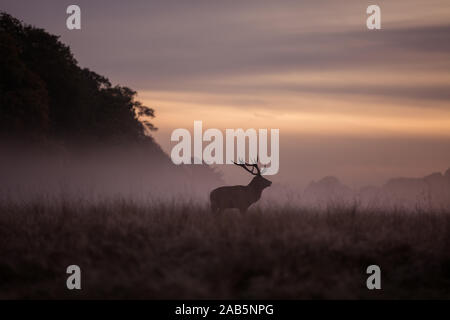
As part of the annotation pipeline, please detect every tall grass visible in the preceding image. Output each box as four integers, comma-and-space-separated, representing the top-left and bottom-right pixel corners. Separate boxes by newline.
1, 199, 450, 299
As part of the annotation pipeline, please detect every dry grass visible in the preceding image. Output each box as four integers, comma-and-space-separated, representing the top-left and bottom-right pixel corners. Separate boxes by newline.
1, 199, 450, 299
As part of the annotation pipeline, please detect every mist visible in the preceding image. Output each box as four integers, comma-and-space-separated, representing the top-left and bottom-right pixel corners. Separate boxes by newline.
0, 142, 223, 206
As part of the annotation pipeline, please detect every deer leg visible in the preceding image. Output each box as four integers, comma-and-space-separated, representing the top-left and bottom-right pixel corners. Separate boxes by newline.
210, 200, 222, 213
211, 203, 223, 214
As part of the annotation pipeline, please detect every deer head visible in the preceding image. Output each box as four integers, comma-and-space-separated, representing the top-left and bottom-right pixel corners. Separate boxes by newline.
233, 159, 272, 190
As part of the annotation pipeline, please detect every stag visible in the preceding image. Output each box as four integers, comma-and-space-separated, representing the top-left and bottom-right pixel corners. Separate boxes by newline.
210, 160, 272, 213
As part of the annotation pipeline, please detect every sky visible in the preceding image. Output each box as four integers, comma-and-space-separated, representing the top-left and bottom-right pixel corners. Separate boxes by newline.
2, 0, 450, 188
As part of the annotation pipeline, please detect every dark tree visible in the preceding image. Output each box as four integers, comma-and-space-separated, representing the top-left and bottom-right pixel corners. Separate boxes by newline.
0, 12, 156, 143
0, 12, 222, 188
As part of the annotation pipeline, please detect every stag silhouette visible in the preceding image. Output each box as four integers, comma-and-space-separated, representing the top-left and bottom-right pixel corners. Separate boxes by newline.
210, 160, 272, 213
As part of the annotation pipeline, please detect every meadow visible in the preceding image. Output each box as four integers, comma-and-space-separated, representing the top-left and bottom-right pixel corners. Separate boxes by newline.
1, 199, 450, 299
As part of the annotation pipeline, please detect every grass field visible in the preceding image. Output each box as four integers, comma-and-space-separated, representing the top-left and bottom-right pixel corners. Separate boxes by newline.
1, 199, 450, 299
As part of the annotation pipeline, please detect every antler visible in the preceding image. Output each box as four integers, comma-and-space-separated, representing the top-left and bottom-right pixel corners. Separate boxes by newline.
233, 158, 261, 176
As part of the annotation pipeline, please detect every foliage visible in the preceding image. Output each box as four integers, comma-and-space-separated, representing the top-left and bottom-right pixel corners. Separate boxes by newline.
0, 12, 156, 142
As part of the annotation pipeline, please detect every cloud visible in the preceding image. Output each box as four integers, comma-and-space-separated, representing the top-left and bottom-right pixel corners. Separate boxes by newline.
3, 1, 450, 92
2, 0, 450, 186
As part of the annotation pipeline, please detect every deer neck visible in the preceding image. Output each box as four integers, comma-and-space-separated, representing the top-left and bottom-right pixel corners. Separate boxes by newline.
247, 179, 264, 198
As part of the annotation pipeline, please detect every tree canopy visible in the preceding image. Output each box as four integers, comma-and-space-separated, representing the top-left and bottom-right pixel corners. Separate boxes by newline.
0, 12, 223, 188
0, 12, 156, 143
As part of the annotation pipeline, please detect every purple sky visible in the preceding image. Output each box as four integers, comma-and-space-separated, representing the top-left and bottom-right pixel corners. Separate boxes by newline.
2, 0, 450, 188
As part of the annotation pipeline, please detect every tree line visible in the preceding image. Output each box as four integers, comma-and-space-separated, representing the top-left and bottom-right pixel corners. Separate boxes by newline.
0, 12, 156, 144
